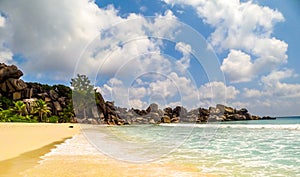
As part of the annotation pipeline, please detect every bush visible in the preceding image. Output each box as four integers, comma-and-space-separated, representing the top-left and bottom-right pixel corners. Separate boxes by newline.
0, 96, 13, 110
48, 116, 59, 123
10, 115, 28, 122
0, 109, 13, 122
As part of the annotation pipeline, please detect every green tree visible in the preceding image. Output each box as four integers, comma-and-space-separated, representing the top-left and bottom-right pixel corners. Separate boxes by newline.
33, 99, 52, 122
71, 74, 95, 119
11, 101, 27, 116
59, 103, 75, 123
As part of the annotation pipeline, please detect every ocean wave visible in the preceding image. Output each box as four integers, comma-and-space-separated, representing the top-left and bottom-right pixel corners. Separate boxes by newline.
159, 123, 300, 130
42, 134, 102, 157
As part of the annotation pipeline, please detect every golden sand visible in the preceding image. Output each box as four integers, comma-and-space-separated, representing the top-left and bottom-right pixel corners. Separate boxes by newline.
21, 133, 215, 177
0, 140, 66, 177
0, 123, 80, 177
22, 155, 213, 177
0, 123, 215, 177
0, 123, 80, 161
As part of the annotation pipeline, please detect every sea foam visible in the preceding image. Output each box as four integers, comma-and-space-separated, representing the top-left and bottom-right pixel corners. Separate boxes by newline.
160, 123, 300, 130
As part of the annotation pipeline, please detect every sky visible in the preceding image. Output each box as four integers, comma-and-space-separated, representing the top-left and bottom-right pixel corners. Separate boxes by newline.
0, 0, 299, 116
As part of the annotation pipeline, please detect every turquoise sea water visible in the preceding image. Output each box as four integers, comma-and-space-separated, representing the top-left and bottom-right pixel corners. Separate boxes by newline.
81, 117, 300, 176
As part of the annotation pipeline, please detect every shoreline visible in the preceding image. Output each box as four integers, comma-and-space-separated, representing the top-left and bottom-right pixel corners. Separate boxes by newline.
0, 139, 68, 177
0, 123, 80, 177
22, 133, 214, 177
0, 123, 215, 177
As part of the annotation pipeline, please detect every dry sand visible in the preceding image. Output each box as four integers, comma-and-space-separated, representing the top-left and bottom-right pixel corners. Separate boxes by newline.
0, 123, 80, 161
0, 123, 80, 177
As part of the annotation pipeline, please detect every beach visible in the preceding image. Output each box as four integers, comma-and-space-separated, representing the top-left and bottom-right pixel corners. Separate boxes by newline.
0, 123, 211, 177
1, 119, 299, 177
0, 123, 80, 177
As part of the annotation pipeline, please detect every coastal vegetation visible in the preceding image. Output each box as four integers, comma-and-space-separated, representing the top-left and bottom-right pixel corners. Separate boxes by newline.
0, 98, 69, 123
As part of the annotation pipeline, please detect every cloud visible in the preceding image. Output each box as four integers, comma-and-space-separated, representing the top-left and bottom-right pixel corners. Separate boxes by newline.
70, 10, 180, 82
242, 69, 300, 115
0, 0, 200, 110
0, 0, 182, 83
261, 69, 295, 86
128, 99, 148, 109
244, 88, 265, 98
0, 50, 13, 63
261, 69, 300, 98
98, 71, 199, 109
0, 14, 14, 64
162, 0, 288, 83
0, 0, 125, 80
129, 87, 147, 99
199, 81, 240, 102
221, 50, 254, 83
175, 42, 192, 73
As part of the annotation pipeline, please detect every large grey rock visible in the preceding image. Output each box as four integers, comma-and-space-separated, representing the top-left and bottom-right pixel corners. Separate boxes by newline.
150, 112, 160, 121
149, 103, 158, 112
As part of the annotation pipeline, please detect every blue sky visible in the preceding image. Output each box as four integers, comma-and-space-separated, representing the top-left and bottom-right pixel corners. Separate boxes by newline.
0, 0, 299, 116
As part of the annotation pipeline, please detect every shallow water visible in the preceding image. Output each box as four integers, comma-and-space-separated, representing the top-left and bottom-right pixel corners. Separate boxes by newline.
23, 133, 208, 177
29, 117, 300, 176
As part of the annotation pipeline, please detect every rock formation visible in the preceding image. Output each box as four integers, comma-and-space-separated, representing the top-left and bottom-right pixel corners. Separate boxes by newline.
0, 63, 28, 99
0, 63, 275, 125
114, 103, 275, 124
93, 92, 126, 125
0, 65, 73, 122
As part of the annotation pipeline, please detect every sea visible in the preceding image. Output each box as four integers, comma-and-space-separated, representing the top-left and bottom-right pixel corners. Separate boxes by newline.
46, 117, 300, 176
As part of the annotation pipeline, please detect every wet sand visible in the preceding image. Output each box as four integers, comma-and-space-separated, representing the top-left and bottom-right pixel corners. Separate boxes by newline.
0, 140, 66, 177
22, 155, 207, 177
21, 134, 214, 177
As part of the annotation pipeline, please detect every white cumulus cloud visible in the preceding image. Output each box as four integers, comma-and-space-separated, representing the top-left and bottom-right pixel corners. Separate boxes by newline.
162, 0, 288, 83
221, 50, 254, 83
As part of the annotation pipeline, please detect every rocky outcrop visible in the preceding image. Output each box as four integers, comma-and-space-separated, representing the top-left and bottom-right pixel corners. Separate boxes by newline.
0, 63, 28, 99
0, 64, 72, 121
195, 104, 273, 122
0, 63, 127, 125
0, 63, 275, 125
261, 116, 276, 120
0, 63, 24, 82
112, 103, 275, 124
93, 93, 126, 125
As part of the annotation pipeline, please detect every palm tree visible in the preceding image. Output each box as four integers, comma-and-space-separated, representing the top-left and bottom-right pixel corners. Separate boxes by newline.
59, 103, 75, 123
11, 101, 27, 116
33, 99, 52, 122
